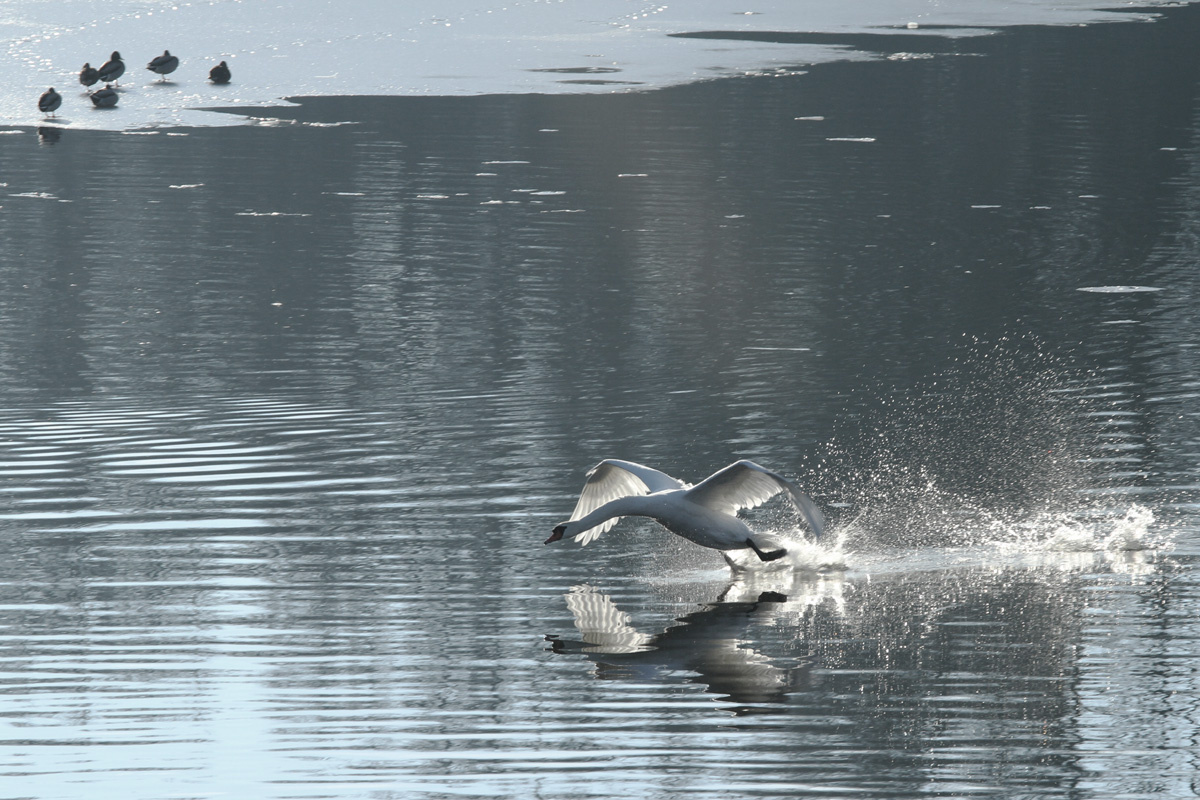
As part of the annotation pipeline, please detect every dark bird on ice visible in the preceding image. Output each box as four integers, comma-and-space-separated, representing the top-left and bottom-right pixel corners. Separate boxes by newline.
147, 50, 179, 80
38, 87, 62, 116
79, 63, 99, 88
208, 60, 231, 84
97, 51, 125, 85
90, 84, 118, 108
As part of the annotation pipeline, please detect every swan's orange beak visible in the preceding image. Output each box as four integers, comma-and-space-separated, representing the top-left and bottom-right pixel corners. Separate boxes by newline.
545, 525, 565, 544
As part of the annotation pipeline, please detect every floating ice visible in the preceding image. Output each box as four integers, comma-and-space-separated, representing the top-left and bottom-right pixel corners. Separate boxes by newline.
744, 346, 812, 351
1077, 286, 1164, 293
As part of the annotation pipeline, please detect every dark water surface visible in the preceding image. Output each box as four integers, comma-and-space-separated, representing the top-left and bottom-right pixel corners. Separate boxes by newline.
2, 8, 1200, 800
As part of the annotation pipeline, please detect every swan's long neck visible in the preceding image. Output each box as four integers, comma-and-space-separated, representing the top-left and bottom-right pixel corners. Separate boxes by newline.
567, 495, 662, 537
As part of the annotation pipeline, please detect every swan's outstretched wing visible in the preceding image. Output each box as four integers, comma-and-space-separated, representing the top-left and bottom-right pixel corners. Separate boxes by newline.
566, 459, 684, 545
686, 460, 826, 539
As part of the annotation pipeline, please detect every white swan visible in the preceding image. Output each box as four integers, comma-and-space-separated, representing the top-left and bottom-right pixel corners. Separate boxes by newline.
546, 459, 825, 561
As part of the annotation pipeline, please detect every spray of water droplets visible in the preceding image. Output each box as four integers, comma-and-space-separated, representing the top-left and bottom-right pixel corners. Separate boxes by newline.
798, 334, 1167, 556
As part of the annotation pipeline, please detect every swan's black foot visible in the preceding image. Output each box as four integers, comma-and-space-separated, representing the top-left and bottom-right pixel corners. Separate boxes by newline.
745, 538, 787, 562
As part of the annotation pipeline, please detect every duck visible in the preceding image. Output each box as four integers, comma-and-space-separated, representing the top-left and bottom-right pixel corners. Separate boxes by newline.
38, 87, 62, 117
208, 60, 231, 84
97, 51, 125, 85
547, 459, 825, 562
79, 63, 99, 88
147, 50, 179, 81
90, 84, 118, 108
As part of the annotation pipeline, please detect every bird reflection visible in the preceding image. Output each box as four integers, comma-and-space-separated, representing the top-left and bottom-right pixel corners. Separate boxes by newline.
547, 583, 821, 710
37, 126, 62, 145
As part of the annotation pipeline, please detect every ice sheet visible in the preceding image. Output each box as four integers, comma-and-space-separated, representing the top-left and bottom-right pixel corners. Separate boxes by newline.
1, 0, 1173, 130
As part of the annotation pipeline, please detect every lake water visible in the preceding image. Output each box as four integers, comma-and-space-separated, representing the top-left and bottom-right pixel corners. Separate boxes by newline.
2, 4, 1200, 799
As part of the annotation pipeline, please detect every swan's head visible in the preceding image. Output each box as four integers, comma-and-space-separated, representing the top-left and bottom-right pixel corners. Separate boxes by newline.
545, 524, 567, 544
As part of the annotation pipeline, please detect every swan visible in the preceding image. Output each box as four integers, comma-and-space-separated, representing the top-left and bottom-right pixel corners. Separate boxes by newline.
546, 459, 825, 561
147, 50, 179, 81
209, 60, 231, 84
38, 87, 61, 117
79, 63, 99, 88
97, 51, 125, 85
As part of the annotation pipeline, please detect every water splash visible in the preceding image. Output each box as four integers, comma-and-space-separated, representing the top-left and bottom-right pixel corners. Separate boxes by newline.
1021, 504, 1162, 554
723, 530, 848, 575
760, 333, 1185, 580
803, 335, 1161, 542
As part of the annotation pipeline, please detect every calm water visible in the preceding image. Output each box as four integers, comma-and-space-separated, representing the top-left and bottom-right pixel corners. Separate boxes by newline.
2, 7, 1200, 800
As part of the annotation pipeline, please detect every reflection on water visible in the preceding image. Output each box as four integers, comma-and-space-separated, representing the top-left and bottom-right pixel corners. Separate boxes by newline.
546, 549, 1194, 796
1, 6, 1200, 800
550, 584, 816, 709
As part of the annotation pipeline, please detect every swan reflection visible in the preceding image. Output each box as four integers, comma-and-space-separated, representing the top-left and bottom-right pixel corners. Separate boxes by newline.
547, 579, 841, 709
